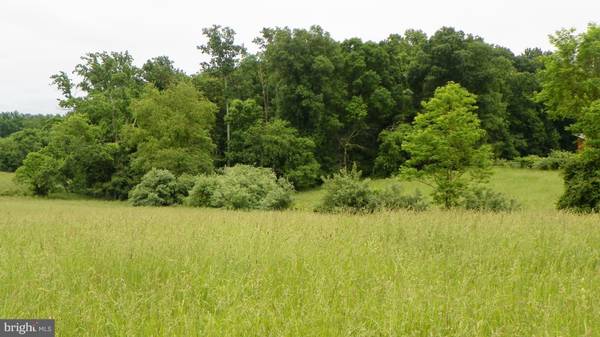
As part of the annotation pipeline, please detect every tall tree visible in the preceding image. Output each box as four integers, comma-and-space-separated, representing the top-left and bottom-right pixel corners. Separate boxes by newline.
537, 24, 600, 121
259, 26, 347, 171
224, 99, 320, 188
538, 24, 600, 212
407, 27, 518, 157
0, 129, 47, 172
198, 25, 246, 162
128, 82, 217, 176
142, 56, 186, 91
505, 48, 568, 155
0, 111, 24, 138
51, 51, 144, 142
44, 114, 115, 193
401, 82, 492, 208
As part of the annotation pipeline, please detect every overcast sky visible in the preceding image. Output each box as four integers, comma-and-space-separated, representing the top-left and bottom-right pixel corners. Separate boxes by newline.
1, 0, 598, 115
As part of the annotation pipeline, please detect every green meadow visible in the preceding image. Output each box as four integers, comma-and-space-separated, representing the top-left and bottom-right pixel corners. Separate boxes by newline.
1, 168, 599, 336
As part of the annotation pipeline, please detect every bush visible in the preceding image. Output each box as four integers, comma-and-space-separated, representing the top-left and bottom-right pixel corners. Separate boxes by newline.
557, 150, 600, 213
461, 186, 521, 212
186, 165, 294, 210
374, 184, 429, 212
493, 158, 513, 168
15, 152, 61, 196
316, 167, 376, 213
185, 175, 220, 208
532, 150, 576, 170
317, 167, 428, 213
513, 155, 542, 168
175, 174, 196, 201
129, 169, 180, 207
511, 151, 576, 170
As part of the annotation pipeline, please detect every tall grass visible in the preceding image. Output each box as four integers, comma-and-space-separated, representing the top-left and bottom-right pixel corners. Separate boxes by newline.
1, 196, 598, 336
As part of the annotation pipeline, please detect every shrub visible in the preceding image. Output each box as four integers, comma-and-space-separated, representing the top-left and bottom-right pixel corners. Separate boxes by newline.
493, 158, 512, 168
374, 184, 429, 212
259, 178, 295, 210
511, 151, 577, 171
461, 186, 521, 212
128, 169, 180, 207
532, 150, 576, 170
175, 174, 197, 201
15, 152, 61, 196
186, 165, 294, 210
185, 175, 220, 208
316, 167, 376, 213
317, 168, 428, 213
557, 150, 600, 213
513, 155, 542, 168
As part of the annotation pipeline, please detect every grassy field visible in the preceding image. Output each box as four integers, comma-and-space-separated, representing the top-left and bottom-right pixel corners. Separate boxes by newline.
1, 168, 599, 336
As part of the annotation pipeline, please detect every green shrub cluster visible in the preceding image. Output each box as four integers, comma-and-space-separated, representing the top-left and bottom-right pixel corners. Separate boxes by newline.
15, 152, 61, 196
461, 186, 521, 212
375, 185, 429, 212
317, 167, 521, 213
186, 165, 294, 210
557, 150, 600, 213
317, 167, 428, 213
535, 151, 576, 170
511, 151, 575, 170
512, 155, 542, 168
317, 168, 376, 213
130, 165, 294, 210
128, 169, 187, 206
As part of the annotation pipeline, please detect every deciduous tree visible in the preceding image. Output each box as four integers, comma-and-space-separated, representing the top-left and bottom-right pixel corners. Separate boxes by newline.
401, 82, 492, 208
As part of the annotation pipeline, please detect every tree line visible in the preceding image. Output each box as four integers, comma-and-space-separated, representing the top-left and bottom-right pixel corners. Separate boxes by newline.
1, 24, 599, 211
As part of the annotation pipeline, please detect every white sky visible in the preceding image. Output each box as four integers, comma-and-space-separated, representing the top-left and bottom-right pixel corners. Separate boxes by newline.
1, 0, 598, 115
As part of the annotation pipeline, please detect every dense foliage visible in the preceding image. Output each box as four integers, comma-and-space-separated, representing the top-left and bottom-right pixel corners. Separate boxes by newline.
317, 167, 428, 213
225, 99, 320, 189
374, 184, 429, 212
129, 169, 181, 207
128, 82, 217, 176
0, 129, 48, 172
0, 112, 61, 172
0, 111, 61, 138
3, 24, 595, 206
15, 152, 61, 196
557, 150, 600, 212
317, 167, 376, 213
373, 124, 411, 176
401, 83, 493, 208
510, 150, 576, 170
461, 186, 521, 212
186, 165, 293, 210
537, 24, 600, 212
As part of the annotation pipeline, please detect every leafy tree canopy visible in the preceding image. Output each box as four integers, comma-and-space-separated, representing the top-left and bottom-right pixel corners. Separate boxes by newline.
401, 82, 493, 208
128, 82, 217, 176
